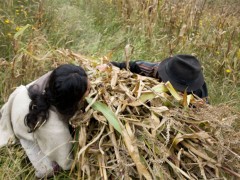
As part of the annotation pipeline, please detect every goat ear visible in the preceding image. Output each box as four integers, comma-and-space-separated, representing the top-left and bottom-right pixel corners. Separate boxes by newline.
0, 103, 16, 148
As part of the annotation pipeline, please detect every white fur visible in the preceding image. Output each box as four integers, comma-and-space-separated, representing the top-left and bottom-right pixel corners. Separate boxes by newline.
0, 85, 73, 178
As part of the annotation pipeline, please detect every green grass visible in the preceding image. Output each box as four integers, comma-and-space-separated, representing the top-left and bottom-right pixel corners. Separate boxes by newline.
0, 0, 240, 178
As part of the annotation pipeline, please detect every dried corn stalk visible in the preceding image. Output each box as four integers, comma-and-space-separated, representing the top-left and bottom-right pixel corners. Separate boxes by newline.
1, 49, 239, 179
66, 50, 240, 180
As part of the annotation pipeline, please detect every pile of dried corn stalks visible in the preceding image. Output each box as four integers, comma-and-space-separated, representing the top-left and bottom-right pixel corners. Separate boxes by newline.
1, 49, 239, 179
64, 50, 240, 180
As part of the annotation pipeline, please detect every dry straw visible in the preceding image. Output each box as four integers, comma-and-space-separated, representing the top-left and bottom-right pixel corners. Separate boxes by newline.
64, 50, 239, 179
0, 49, 239, 179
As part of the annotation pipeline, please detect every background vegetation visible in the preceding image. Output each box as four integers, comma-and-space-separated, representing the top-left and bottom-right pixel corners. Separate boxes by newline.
0, 0, 239, 179
1, 0, 240, 108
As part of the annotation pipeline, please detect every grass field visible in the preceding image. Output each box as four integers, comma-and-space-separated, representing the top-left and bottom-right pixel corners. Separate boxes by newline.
1, 0, 239, 108
0, 0, 239, 179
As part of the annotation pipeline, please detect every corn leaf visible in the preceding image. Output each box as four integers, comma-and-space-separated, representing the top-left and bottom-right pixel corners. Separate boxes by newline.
86, 97, 122, 134
165, 81, 182, 101
139, 83, 168, 103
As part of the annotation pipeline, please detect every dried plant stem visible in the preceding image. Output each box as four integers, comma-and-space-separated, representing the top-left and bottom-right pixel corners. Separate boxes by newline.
122, 123, 152, 180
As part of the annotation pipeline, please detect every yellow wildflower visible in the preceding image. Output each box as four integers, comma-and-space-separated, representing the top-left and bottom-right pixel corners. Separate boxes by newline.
216, 51, 220, 55
199, 20, 203, 27
4, 19, 10, 24
16, 26, 22, 31
225, 69, 231, 73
